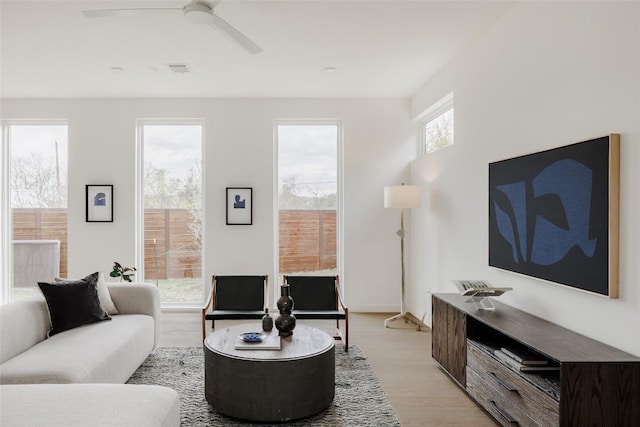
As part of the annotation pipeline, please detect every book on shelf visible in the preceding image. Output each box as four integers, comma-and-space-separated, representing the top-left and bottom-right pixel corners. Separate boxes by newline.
452, 280, 513, 297
501, 346, 548, 366
494, 350, 559, 372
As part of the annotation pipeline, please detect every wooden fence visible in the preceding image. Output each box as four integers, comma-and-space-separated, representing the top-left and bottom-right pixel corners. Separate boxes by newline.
143, 209, 201, 280
12, 209, 337, 279
279, 210, 336, 273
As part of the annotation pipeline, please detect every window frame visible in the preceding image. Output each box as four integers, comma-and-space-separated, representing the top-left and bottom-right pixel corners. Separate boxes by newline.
135, 118, 205, 308
1, 120, 69, 304
419, 93, 454, 156
273, 119, 344, 299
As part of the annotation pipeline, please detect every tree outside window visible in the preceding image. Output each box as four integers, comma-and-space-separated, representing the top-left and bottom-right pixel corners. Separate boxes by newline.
140, 123, 203, 304
277, 124, 339, 282
423, 107, 454, 155
8, 124, 68, 301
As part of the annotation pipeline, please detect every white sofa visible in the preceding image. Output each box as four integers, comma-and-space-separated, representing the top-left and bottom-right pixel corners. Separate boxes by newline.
0, 283, 179, 426
1, 383, 179, 427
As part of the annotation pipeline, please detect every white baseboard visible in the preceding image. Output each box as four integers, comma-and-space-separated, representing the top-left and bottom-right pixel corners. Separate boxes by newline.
348, 304, 401, 312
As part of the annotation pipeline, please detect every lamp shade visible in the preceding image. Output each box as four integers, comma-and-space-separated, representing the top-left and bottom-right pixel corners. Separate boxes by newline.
384, 185, 421, 208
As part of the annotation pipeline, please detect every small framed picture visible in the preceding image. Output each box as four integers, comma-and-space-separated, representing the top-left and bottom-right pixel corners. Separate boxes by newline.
86, 185, 113, 222
226, 187, 252, 225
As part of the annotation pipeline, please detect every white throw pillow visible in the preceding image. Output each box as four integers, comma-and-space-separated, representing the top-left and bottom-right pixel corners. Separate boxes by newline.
55, 271, 119, 315
95, 271, 119, 315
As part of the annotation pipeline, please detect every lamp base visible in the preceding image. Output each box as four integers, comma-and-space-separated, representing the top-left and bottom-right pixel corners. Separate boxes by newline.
384, 312, 421, 330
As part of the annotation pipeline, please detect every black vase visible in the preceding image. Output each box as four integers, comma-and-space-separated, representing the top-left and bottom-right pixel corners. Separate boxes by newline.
275, 284, 296, 337
262, 308, 273, 332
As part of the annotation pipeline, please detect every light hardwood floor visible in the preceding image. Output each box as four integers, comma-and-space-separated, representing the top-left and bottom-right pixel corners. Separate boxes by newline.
159, 311, 498, 427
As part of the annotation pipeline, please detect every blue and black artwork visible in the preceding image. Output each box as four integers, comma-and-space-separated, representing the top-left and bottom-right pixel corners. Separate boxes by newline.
489, 136, 613, 296
234, 194, 245, 209
94, 192, 106, 206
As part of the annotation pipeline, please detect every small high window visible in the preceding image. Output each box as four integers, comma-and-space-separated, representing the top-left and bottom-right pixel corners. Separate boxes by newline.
421, 93, 454, 155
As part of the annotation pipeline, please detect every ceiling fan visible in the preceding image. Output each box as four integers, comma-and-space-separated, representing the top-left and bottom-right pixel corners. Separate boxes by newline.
81, 0, 263, 54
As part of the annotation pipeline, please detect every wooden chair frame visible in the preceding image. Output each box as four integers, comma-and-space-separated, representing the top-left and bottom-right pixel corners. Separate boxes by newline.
201, 275, 268, 340
284, 274, 349, 352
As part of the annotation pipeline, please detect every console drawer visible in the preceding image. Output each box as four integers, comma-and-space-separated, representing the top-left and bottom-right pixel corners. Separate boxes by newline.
467, 367, 539, 427
467, 342, 559, 427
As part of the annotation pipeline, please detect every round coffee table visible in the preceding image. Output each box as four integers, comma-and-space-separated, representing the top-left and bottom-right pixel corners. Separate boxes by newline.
204, 323, 335, 422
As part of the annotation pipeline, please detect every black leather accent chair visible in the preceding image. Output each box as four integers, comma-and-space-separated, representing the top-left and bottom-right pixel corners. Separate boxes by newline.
201, 275, 268, 340
284, 275, 348, 351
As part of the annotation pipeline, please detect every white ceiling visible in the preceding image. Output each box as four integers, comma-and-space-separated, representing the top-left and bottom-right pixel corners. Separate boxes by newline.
0, 0, 515, 98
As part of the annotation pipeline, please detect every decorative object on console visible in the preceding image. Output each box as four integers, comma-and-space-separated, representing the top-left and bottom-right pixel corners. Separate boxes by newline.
493, 349, 559, 372
86, 184, 113, 222
110, 261, 136, 282
38, 272, 111, 336
452, 279, 512, 310
275, 284, 296, 337
226, 187, 252, 225
383, 183, 421, 328
489, 134, 620, 297
500, 346, 548, 365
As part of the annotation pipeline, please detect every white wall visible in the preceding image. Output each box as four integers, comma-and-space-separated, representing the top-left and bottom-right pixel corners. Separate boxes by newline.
1, 98, 415, 311
409, 1, 640, 355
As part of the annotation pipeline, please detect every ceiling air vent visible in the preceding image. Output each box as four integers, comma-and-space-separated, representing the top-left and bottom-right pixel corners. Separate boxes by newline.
168, 63, 190, 73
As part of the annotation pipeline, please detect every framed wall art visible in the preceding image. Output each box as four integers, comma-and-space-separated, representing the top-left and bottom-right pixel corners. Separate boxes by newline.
226, 187, 252, 225
488, 134, 619, 297
86, 185, 114, 222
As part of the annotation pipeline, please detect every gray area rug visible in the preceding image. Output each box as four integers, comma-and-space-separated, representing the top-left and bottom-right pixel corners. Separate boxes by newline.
128, 345, 400, 426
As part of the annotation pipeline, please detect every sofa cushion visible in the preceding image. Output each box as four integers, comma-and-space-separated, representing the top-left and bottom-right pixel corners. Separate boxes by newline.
0, 314, 154, 384
56, 271, 119, 315
0, 298, 50, 364
38, 272, 110, 336
107, 283, 161, 348
0, 384, 179, 427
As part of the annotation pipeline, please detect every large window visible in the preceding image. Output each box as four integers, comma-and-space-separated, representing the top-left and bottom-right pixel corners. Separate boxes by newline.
137, 122, 203, 305
276, 123, 341, 283
421, 93, 454, 155
3, 123, 68, 302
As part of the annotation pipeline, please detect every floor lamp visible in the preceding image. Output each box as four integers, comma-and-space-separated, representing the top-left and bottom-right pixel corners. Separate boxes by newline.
384, 183, 421, 328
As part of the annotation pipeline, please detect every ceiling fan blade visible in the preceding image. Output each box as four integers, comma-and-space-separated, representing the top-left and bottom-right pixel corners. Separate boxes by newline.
82, 8, 181, 18
208, 14, 263, 55
82, 1, 263, 55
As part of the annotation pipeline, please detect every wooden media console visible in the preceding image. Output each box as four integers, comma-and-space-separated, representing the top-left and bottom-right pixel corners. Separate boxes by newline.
432, 293, 640, 427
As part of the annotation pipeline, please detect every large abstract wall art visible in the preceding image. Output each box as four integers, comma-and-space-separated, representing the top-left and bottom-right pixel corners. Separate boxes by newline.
488, 135, 619, 297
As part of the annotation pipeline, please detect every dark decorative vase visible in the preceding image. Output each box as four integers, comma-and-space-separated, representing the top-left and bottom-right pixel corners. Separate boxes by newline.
275, 284, 296, 337
262, 308, 273, 332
